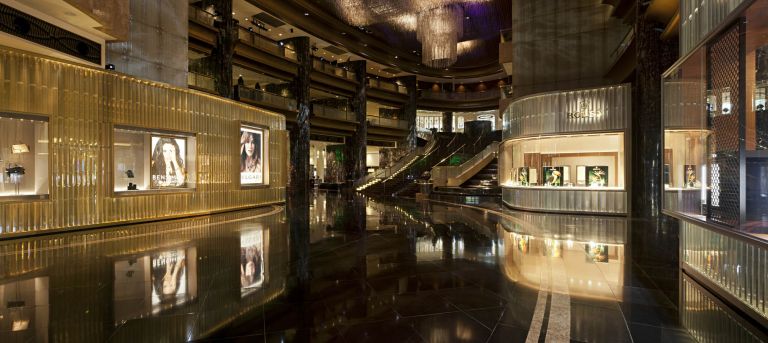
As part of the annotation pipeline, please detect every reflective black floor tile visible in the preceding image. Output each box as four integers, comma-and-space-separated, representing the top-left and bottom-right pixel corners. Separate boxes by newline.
438, 287, 506, 311
391, 292, 458, 317
338, 319, 424, 342
409, 312, 492, 343
613, 286, 676, 308
628, 323, 697, 343
619, 303, 681, 328
486, 324, 529, 343
464, 307, 504, 330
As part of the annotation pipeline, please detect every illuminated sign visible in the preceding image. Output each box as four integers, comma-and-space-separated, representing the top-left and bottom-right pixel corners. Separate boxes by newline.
566, 101, 604, 119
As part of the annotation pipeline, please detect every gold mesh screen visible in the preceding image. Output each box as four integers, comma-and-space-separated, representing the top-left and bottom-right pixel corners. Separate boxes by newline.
0, 47, 288, 236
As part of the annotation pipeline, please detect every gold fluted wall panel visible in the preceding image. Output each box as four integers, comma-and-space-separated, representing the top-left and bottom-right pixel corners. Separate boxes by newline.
0, 47, 288, 237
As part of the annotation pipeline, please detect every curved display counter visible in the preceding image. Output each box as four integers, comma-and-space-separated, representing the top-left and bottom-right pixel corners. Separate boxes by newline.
499, 84, 631, 215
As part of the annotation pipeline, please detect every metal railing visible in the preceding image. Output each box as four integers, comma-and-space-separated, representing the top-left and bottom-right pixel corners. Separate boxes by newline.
368, 79, 407, 94
312, 60, 356, 80
431, 142, 499, 187
356, 141, 433, 188
367, 115, 408, 129
188, 72, 215, 92
420, 88, 501, 101
235, 85, 296, 111
314, 104, 354, 121
189, 6, 215, 27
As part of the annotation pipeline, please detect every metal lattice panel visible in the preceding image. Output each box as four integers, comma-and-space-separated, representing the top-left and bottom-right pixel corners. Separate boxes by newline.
707, 24, 742, 228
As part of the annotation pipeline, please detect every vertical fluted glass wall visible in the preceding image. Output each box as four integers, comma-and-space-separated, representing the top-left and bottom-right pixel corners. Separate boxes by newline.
0, 47, 288, 237
680, 0, 749, 57
681, 221, 768, 321
681, 275, 767, 342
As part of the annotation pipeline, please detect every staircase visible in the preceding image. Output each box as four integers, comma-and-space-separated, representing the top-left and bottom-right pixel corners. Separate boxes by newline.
360, 133, 464, 196
461, 158, 498, 188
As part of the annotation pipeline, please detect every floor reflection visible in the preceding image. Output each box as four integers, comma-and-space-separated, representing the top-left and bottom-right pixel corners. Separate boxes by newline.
0, 193, 760, 342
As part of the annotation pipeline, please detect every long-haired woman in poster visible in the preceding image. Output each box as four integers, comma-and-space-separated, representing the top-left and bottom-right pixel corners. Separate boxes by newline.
151, 250, 186, 304
240, 130, 262, 181
151, 137, 186, 187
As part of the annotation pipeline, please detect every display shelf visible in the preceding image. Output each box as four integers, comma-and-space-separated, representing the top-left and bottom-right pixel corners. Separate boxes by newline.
501, 184, 625, 191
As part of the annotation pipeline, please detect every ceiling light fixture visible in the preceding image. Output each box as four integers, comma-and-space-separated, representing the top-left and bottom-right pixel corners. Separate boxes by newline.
417, 5, 463, 69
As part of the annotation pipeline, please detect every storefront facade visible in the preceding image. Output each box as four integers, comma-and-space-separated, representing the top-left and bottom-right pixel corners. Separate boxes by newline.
664, 0, 768, 328
499, 84, 632, 215
0, 47, 288, 238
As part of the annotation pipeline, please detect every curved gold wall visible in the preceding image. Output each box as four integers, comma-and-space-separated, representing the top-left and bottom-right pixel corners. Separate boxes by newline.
0, 47, 288, 237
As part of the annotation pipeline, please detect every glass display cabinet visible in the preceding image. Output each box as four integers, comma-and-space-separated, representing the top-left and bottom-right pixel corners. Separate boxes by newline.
499, 84, 631, 214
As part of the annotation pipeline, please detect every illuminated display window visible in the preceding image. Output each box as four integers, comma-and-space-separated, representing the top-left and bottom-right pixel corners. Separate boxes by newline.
663, 0, 768, 237
0, 114, 48, 199
499, 133, 625, 190
113, 127, 197, 193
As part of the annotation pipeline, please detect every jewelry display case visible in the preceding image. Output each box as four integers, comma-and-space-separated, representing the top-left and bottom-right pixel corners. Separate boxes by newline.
499, 84, 631, 214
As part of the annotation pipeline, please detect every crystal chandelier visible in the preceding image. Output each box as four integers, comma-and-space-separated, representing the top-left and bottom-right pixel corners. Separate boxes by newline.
330, 0, 480, 68
416, 5, 463, 69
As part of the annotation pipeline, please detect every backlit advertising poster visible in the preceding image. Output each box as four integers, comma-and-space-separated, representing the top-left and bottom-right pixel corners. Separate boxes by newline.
240, 126, 264, 185
150, 136, 188, 188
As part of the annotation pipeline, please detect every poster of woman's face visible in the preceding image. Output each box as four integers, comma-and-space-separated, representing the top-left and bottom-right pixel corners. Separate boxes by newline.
240, 228, 266, 296
150, 136, 187, 188
151, 249, 189, 311
240, 127, 263, 185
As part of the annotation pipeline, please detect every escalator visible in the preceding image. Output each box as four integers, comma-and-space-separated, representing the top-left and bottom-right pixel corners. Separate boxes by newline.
360, 132, 464, 196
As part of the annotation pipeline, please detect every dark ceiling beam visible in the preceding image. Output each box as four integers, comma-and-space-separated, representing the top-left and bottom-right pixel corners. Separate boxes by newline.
247, 0, 504, 79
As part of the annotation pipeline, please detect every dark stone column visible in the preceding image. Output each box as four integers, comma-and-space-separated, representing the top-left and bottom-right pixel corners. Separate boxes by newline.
344, 60, 368, 181
631, 2, 678, 218
442, 112, 453, 133
205, 0, 238, 98
401, 76, 418, 149
287, 37, 311, 193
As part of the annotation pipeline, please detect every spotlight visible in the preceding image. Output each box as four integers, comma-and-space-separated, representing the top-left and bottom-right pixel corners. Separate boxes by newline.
105, 64, 115, 70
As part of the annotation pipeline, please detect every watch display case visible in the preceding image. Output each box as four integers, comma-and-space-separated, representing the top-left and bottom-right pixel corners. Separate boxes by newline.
500, 133, 625, 190
0, 114, 48, 199
663, 0, 768, 239
499, 84, 631, 214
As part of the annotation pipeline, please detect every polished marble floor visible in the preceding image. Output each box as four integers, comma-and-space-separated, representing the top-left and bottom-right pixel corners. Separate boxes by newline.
0, 192, 758, 342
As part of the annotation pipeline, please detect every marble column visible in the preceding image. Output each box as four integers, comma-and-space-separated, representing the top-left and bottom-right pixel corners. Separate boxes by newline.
401, 76, 418, 149
208, 0, 238, 98
287, 37, 311, 193
442, 111, 453, 133
345, 60, 368, 181
631, 1, 678, 218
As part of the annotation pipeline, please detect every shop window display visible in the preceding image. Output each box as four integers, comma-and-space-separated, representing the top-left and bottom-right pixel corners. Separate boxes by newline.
663, 0, 768, 239
0, 114, 48, 198
500, 133, 625, 190
113, 127, 197, 193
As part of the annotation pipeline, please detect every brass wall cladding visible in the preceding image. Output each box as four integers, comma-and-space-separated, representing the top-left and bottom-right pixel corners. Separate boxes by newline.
502, 84, 631, 140
0, 47, 288, 237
